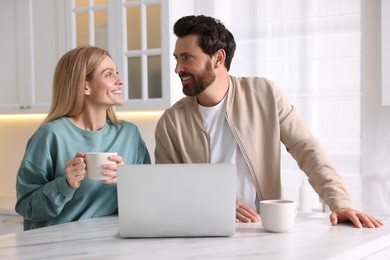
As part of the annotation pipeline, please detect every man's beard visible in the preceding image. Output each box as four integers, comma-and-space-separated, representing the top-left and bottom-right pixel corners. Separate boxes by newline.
181, 61, 216, 97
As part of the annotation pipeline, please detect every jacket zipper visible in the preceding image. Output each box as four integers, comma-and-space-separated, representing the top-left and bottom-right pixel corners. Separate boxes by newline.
224, 112, 263, 200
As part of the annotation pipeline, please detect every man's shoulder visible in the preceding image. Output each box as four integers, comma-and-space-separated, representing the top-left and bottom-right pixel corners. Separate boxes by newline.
229, 75, 278, 95
230, 75, 275, 88
171, 96, 194, 109
160, 96, 194, 118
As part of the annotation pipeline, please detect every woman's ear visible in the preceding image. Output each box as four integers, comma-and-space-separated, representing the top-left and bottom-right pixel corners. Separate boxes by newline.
84, 83, 91, 96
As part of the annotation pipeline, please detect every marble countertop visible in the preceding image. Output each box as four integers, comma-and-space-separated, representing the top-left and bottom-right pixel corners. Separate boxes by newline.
1, 213, 389, 259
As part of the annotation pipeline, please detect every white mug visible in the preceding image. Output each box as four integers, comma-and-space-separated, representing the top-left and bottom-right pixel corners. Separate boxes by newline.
260, 199, 297, 233
85, 152, 117, 180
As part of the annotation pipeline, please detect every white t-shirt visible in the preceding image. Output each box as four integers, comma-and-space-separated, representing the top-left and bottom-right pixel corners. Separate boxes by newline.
198, 96, 259, 212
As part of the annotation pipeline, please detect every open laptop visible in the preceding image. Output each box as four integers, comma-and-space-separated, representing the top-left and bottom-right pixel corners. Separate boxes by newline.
116, 163, 236, 238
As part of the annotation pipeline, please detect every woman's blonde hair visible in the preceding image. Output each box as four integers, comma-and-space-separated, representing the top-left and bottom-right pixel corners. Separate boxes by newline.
43, 46, 119, 124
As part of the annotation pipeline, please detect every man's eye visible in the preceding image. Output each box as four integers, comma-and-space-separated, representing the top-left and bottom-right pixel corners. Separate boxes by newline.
179, 55, 192, 62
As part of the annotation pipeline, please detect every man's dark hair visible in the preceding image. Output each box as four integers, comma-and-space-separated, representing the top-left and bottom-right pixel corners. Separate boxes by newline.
173, 15, 236, 71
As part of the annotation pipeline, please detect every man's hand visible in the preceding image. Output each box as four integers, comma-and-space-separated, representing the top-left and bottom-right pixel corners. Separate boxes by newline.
330, 208, 384, 228
236, 201, 260, 223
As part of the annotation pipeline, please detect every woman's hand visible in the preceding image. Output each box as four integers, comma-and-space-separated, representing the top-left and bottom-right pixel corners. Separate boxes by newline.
65, 152, 86, 189
100, 154, 124, 185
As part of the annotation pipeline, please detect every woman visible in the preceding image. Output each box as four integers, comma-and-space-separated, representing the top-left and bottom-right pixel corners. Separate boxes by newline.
15, 46, 151, 230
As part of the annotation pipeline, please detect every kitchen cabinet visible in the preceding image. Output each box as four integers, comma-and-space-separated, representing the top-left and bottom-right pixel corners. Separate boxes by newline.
0, 214, 23, 235
0, 0, 194, 114
0, 196, 23, 235
0, 0, 66, 114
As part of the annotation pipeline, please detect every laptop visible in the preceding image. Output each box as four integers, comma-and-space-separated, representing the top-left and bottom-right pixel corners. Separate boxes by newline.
116, 163, 236, 238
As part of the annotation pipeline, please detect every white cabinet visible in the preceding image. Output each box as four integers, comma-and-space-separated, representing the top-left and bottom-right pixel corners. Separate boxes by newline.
0, 0, 66, 114
0, 214, 23, 235
0, 1, 20, 113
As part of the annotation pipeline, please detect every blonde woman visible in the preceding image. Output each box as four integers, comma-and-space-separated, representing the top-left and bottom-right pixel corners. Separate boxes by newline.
16, 46, 150, 230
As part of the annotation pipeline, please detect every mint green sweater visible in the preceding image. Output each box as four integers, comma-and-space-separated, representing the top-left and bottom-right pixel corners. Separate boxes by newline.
16, 117, 150, 230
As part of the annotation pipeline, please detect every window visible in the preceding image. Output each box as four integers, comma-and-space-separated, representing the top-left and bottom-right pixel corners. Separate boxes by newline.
65, 0, 173, 110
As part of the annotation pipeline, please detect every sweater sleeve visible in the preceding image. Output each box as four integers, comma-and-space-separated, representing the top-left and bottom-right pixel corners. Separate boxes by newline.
15, 126, 76, 223
15, 160, 76, 222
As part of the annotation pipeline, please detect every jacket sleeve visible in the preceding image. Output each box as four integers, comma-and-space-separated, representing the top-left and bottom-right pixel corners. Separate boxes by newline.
135, 128, 151, 164
154, 112, 179, 164
276, 86, 354, 212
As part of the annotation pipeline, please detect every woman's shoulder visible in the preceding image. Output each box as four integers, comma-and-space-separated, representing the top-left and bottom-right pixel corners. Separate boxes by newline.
33, 117, 66, 136
115, 120, 137, 128
24, 118, 68, 152
109, 120, 140, 133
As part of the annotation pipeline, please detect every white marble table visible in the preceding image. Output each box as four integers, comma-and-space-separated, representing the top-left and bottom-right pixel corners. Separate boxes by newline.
0, 213, 389, 259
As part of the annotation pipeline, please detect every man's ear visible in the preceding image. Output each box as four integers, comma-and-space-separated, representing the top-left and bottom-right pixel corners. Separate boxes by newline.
214, 49, 226, 68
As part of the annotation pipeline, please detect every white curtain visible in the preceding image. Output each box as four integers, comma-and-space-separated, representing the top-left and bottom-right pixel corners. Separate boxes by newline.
195, 0, 389, 216
361, 0, 390, 217
382, 0, 390, 105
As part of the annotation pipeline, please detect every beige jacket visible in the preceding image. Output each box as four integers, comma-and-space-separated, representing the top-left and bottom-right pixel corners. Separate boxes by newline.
155, 76, 353, 212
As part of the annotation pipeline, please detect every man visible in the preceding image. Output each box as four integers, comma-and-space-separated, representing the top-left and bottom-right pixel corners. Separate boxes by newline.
155, 15, 383, 228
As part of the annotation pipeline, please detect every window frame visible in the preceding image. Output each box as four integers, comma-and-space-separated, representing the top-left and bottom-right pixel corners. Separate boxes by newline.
65, 0, 172, 110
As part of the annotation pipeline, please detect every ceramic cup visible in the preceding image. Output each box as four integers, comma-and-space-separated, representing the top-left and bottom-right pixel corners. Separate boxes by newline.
260, 199, 297, 233
85, 152, 117, 180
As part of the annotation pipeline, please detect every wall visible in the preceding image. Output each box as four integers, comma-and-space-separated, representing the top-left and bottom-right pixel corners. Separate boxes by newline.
0, 113, 161, 212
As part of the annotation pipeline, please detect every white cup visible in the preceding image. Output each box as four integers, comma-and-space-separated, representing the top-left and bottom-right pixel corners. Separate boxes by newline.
85, 152, 117, 180
260, 199, 297, 233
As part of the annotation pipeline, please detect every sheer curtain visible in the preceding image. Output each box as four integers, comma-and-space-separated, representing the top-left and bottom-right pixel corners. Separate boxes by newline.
382, 0, 390, 105
195, 0, 374, 212
361, 0, 390, 217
